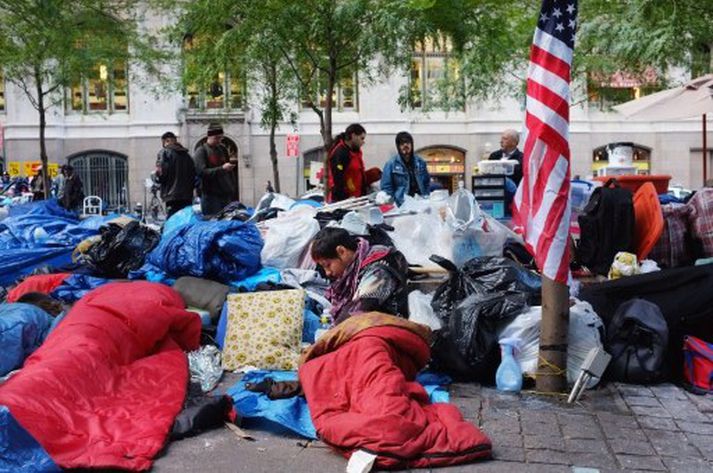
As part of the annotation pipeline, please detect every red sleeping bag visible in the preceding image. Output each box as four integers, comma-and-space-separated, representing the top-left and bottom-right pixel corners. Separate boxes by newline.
6, 272, 71, 302
0, 281, 201, 471
299, 313, 492, 469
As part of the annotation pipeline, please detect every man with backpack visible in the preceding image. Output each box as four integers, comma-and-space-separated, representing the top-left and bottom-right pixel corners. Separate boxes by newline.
155, 131, 197, 218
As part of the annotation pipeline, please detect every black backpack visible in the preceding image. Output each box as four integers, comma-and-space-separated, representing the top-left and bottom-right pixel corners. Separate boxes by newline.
576, 179, 635, 275
606, 299, 669, 384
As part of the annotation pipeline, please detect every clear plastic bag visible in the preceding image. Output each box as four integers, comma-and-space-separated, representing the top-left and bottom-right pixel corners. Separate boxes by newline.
188, 345, 224, 392
261, 207, 320, 269
498, 300, 605, 388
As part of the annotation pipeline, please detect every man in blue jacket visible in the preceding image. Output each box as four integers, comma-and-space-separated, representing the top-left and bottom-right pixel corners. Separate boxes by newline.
381, 131, 430, 206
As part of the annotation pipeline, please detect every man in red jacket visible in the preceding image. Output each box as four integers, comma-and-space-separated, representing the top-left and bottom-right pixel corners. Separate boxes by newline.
326, 123, 367, 203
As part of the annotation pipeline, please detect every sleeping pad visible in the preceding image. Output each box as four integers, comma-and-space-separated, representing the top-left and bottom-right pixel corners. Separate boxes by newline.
0, 281, 201, 471
298, 312, 492, 469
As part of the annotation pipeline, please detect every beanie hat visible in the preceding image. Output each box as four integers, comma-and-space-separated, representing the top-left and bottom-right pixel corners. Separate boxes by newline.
161, 131, 177, 141
207, 124, 224, 136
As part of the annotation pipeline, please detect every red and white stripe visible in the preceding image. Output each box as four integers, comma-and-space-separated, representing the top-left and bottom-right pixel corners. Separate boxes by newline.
513, 25, 573, 284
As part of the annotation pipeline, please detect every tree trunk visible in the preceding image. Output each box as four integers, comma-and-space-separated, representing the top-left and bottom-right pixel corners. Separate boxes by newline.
35, 72, 50, 199
269, 123, 280, 193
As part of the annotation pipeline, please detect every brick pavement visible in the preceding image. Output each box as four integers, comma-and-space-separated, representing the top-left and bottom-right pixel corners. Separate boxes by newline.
152, 378, 713, 473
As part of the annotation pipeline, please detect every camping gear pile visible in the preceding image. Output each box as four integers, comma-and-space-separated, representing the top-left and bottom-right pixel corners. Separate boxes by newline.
2, 177, 713, 471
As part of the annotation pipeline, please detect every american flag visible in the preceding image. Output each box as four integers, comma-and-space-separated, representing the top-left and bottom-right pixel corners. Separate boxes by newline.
513, 0, 577, 284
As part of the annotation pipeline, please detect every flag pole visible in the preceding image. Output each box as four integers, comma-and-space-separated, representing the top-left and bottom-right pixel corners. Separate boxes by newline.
536, 276, 569, 393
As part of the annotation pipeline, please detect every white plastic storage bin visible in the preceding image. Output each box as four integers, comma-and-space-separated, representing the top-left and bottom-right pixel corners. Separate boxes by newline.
477, 159, 518, 176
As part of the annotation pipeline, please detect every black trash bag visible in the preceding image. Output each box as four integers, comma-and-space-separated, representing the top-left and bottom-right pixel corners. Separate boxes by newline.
171, 382, 235, 440
429, 255, 537, 383
213, 201, 251, 221
82, 221, 160, 278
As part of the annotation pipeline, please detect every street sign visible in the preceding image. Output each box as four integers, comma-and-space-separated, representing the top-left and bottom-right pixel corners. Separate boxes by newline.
286, 134, 300, 158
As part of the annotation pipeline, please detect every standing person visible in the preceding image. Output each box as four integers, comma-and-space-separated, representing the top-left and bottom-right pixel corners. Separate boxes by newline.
193, 124, 236, 216
0, 171, 10, 192
30, 165, 45, 201
489, 129, 524, 185
326, 123, 367, 203
380, 131, 430, 206
155, 131, 197, 218
60, 165, 84, 211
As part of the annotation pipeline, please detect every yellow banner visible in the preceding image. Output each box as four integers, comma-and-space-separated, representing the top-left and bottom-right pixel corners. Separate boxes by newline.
48, 163, 59, 178
23, 161, 41, 177
7, 161, 21, 177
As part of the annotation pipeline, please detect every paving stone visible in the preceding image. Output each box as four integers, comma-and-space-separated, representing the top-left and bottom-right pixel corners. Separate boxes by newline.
685, 393, 713, 413
519, 410, 558, 424
523, 435, 564, 451
557, 412, 595, 425
492, 446, 525, 462
685, 433, 713, 461
569, 451, 618, 470
597, 412, 637, 428
564, 438, 609, 455
450, 383, 482, 398
601, 425, 648, 442
661, 456, 713, 473
675, 420, 713, 435
488, 432, 523, 448
616, 454, 666, 471
521, 420, 560, 436
482, 419, 521, 435
525, 449, 571, 465
644, 429, 702, 458
616, 384, 654, 397
630, 405, 673, 418
459, 463, 571, 473
657, 399, 702, 421
561, 422, 603, 440
624, 396, 663, 407
649, 383, 690, 400
610, 438, 655, 456
637, 416, 678, 431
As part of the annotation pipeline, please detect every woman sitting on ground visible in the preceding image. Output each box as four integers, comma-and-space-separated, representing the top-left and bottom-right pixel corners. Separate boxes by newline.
311, 227, 409, 324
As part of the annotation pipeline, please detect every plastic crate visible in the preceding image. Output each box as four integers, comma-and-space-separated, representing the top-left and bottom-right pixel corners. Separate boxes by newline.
473, 176, 506, 187
474, 188, 506, 199
593, 175, 671, 194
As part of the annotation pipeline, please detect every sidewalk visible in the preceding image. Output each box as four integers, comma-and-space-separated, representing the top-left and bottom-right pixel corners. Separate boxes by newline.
153, 376, 713, 472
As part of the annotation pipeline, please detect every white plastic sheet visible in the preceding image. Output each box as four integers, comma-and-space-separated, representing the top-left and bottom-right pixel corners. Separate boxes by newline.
408, 290, 441, 331
498, 300, 605, 388
261, 207, 320, 269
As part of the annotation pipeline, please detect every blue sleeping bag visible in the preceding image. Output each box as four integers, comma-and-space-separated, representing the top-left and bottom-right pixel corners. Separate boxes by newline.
0, 303, 53, 377
133, 220, 264, 284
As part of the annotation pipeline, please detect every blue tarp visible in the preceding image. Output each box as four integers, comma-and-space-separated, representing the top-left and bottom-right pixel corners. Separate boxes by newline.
132, 220, 263, 284
50, 274, 112, 303
0, 303, 53, 377
0, 200, 108, 286
0, 405, 59, 473
226, 370, 452, 439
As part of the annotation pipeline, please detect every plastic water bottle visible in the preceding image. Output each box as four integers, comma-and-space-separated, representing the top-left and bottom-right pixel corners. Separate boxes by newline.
313, 313, 332, 342
496, 337, 523, 393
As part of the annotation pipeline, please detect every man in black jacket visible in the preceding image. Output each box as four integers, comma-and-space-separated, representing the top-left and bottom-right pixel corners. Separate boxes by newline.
155, 131, 196, 218
489, 129, 524, 185
193, 124, 236, 216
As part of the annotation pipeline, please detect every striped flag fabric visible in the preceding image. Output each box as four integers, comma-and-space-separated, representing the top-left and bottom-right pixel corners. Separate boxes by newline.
513, 0, 578, 284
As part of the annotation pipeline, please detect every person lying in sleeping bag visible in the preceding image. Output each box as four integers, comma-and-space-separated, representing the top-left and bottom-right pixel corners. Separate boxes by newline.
311, 227, 409, 325
0, 292, 66, 377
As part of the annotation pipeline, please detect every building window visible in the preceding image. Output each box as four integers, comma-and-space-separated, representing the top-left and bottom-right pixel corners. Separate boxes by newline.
68, 150, 129, 212
0, 70, 4, 112
66, 61, 129, 114
186, 72, 244, 111
409, 35, 462, 110
301, 70, 358, 111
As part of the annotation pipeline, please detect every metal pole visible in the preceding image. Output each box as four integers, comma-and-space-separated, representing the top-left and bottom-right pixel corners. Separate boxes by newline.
536, 276, 570, 393
704, 114, 708, 186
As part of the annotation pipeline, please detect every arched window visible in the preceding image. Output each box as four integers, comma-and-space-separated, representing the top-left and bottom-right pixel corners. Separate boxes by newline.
417, 145, 466, 193
592, 142, 652, 176
68, 150, 129, 211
